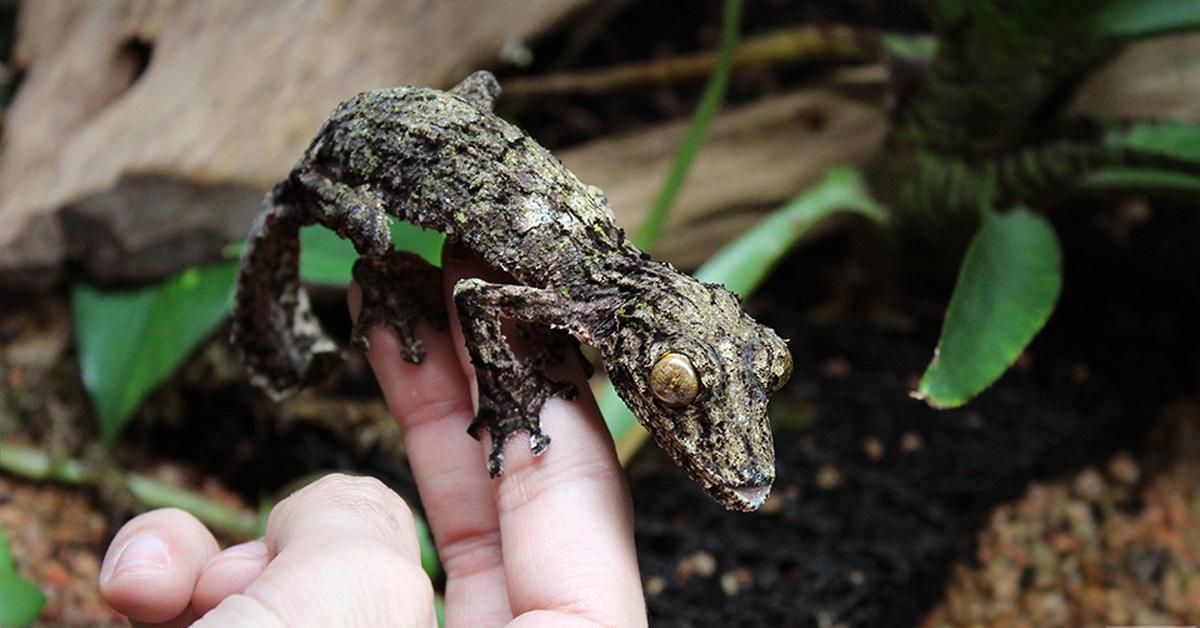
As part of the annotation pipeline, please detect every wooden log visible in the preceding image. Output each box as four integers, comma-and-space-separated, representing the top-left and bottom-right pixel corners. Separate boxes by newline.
0, 0, 587, 287
560, 81, 889, 267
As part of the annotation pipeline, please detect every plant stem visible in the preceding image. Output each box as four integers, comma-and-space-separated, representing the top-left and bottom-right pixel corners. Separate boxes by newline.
633, 0, 743, 251
0, 441, 262, 539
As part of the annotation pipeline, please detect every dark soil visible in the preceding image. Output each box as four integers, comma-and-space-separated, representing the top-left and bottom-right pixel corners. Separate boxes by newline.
627, 201, 1199, 626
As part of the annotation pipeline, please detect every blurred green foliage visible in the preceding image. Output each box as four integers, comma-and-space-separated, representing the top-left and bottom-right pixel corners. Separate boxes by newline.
73, 262, 239, 445
0, 526, 44, 628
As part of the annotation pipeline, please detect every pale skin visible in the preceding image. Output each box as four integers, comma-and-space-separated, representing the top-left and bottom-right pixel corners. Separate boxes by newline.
98, 252, 647, 627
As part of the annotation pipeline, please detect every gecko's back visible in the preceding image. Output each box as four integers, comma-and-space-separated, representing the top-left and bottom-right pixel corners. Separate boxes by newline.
299, 84, 629, 289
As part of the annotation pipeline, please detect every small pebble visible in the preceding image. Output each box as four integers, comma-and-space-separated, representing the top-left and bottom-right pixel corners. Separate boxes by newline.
719, 568, 754, 596
1070, 363, 1090, 384
863, 437, 885, 462
1073, 468, 1106, 502
1107, 453, 1140, 485
676, 551, 717, 582
815, 464, 843, 490
820, 357, 850, 378
900, 431, 924, 452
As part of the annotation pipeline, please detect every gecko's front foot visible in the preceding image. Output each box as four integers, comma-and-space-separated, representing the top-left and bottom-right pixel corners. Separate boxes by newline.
468, 366, 576, 477
350, 252, 445, 362
453, 277, 578, 476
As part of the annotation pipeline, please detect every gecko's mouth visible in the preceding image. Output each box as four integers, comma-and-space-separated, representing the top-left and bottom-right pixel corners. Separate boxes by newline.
704, 468, 773, 512
732, 482, 771, 510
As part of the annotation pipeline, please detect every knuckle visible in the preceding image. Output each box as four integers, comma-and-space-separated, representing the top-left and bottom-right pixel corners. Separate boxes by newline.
271, 474, 418, 554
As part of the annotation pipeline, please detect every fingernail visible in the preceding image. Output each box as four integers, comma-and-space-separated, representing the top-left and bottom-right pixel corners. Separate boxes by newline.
102, 532, 170, 583
222, 540, 269, 561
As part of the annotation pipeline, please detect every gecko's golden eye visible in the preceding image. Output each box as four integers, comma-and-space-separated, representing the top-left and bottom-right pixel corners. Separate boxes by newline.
771, 349, 793, 392
649, 353, 701, 407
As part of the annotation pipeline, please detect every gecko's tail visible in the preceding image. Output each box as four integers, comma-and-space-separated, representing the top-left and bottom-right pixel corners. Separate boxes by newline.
230, 182, 341, 400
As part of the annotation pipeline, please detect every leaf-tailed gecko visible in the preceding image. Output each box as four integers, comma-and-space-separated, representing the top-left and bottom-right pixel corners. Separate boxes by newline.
231, 71, 791, 511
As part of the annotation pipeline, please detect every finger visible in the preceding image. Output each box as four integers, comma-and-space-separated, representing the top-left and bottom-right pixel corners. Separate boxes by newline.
99, 508, 220, 624
351, 277, 514, 626
193, 474, 436, 627
443, 251, 646, 626
191, 540, 270, 615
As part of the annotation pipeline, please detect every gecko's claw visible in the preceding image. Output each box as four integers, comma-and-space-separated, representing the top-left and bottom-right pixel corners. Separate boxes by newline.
530, 430, 551, 456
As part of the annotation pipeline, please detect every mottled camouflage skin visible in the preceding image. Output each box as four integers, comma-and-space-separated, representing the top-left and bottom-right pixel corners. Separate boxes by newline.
231, 72, 790, 511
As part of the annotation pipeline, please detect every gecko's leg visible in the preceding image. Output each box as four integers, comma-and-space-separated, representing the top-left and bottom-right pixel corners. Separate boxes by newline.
449, 71, 501, 112
232, 168, 432, 397
516, 323, 594, 379
351, 252, 444, 363
452, 278, 591, 476
295, 170, 447, 363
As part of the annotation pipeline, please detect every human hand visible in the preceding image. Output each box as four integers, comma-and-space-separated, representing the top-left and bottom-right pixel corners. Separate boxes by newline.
99, 252, 646, 627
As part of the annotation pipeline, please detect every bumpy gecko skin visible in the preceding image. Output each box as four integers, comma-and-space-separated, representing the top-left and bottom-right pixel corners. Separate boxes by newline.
231, 71, 791, 511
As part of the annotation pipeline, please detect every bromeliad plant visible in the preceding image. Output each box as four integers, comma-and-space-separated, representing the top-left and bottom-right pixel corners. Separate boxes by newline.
875, 0, 1200, 407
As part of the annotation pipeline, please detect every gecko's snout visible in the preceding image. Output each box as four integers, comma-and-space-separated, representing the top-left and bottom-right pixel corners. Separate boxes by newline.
732, 481, 772, 510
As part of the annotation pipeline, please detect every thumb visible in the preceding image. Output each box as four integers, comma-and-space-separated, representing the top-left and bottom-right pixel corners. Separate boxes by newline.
194, 474, 436, 628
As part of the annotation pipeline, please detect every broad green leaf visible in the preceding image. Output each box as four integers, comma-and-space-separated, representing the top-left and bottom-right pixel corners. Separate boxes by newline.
73, 261, 239, 444
634, 0, 741, 250
0, 576, 44, 628
0, 528, 45, 628
602, 167, 884, 451
916, 208, 1062, 408
299, 221, 444, 286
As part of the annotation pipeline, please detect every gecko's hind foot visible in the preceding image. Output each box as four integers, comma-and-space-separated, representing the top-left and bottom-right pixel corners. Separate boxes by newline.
351, 251, 444, 363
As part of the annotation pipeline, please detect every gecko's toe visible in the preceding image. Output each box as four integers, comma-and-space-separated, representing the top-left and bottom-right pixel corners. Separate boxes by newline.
486, 449, 504, 477
530, 431, 551, 456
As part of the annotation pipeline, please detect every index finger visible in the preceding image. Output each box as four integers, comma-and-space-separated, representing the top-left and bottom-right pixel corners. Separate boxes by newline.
351, 280, 515, 627
442, 253, 647, 627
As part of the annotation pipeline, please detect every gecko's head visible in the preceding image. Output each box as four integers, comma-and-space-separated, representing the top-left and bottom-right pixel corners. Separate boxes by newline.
609, 273, 791, 511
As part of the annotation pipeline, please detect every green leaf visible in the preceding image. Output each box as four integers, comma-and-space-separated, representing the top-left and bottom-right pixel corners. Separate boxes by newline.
694, 166, 883, 295
916, 208, 1062, 408
413, 512, 441, 581
602, 167, 884, 444
1081, 120, 1200, 195
634, 0, 742, 251
924, 0, 1200, 41
73, 261, 239, 445
0, 528, 45, 628
1088, 0, 1200, 39
1104, 120, 1200, 163
299, 221, 444, 286
1080, 168, 1200, 196
0, 576, 44, 628
0, 529, 14, 575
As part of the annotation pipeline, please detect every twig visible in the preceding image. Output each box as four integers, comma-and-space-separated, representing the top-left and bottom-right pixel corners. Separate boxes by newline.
0, 441, 263, 539
503, 23, 880, 98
